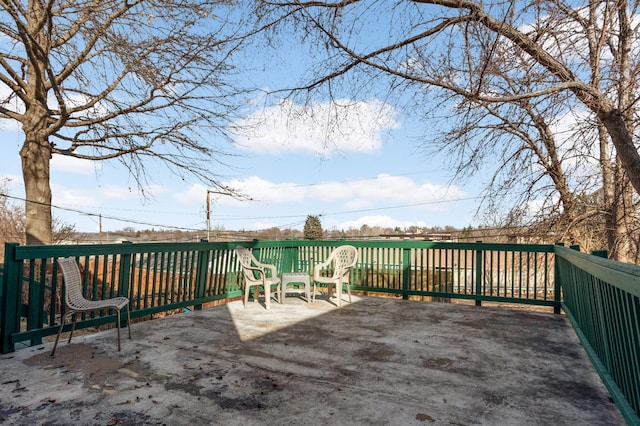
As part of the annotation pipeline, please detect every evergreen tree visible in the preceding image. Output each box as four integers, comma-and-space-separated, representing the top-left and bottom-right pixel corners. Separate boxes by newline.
303, 215, 323, 240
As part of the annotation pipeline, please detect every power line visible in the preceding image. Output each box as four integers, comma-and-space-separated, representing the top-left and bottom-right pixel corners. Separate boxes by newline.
1, 191, 484, 232
211, 196, 483, 221
4, 191, 559, 241
0, 192, 204, 232
203, 196, 484, 232
319, 196, 483, 217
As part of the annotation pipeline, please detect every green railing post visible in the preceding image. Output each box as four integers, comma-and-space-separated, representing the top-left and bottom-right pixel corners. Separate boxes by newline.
118, 242, 133, 298
402, 248, 411, 300
193, 243, 211, 311
118, 242, 133, 327
282, 246, 297, 274
553, 243, 564, 315
475, 241, 483, 306
1, 243, 20, 353
591, 250, 608, 258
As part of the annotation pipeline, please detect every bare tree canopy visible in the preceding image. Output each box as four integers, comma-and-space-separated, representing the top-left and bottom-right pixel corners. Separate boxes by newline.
0, 1, 254, 245
0, 176, 77, 258
254, 0, 640, 259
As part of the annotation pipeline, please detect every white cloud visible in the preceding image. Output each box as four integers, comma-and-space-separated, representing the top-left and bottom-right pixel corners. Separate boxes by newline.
219, 174, 465, 211
161, 174, 470, 232
218, 174, 467, 222
0, 173, 22, 188
51, 184, 100, 208
51, 155, 99, 175
173, 183, 209, 205
226, 176, 307, 204
231, 98, 399, 156
171, 180, 303, 207
309, 174, 466, 210
0, 118, 21, 132
51, 181, 161, 211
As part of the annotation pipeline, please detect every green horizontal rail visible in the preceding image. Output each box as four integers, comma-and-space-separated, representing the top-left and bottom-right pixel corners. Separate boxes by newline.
556, 245, 640, 425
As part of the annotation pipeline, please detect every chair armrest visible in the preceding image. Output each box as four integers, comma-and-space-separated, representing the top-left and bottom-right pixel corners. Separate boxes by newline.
313, 257, 335, 280
250, 259, 276, 277
243, 265, 266, 279
262, 263, 277, 279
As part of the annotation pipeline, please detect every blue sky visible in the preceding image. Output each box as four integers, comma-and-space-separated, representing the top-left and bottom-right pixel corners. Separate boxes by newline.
0, 12, 486, 235
1, 96, 483, 234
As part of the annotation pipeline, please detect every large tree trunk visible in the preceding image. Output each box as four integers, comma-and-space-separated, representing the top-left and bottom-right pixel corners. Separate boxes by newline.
20, 138, 53, 246
596, 108, 640, 200
598, 122, 618, 259
21, 29, 51, 247
611, 164, 634, 263
20, 1, 53, 246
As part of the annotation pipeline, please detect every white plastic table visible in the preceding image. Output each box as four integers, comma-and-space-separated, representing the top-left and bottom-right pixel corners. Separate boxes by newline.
280, 272, 311, 303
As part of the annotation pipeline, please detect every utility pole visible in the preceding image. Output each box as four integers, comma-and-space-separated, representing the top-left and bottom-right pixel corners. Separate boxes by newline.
206, 188, 234, 241
206, 190, 211, 241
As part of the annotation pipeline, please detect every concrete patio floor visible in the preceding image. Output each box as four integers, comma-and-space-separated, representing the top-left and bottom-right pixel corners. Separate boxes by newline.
0, 295, 625, 425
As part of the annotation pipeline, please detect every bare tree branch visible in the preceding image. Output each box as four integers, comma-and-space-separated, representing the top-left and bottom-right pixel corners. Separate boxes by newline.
0, 1, 258, 244
254, 0, 640, 259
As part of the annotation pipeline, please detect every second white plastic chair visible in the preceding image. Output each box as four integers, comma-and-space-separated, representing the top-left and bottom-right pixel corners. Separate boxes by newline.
313, 245, 358, 306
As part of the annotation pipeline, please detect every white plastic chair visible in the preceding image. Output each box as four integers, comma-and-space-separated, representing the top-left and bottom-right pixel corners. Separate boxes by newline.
313, 245, 358, 306
234, 246, 281, 309
51, 257, 131, 356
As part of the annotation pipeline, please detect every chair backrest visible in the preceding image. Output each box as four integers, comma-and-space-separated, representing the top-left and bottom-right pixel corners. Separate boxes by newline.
57, 257, 88, 309
234, 246, 262, 284
332, 245, 358, 270
234, 246, 255, 269
323, 245, 358, 282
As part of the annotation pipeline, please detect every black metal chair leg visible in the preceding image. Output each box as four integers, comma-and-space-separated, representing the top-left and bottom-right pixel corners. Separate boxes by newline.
126, 305, 132, 339
51, 315, 67, 356
116, 308, 121, 351
68, 313, 78, 344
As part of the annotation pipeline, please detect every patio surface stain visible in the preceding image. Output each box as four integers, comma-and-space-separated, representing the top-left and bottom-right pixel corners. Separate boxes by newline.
0, 296, 627, 425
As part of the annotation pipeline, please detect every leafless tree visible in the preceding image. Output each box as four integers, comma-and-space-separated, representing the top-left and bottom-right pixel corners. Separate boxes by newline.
254, 0, 640, 260
433, 83, 640, 260
1, 177, 78, 258
0, 1, 255, 245
0, 178, 25, 259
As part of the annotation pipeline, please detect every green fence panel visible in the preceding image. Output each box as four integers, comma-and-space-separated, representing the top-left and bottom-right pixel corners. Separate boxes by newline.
1, 239, 560, 352
1, 239, 564, 355
556, 245, 640, 425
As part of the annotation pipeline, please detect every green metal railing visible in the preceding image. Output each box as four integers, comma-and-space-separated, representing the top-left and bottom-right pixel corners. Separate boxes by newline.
1, 239, 558, 353
556, 245, 640, 425
0, 241, 244, 353
1, 239, 639, 423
